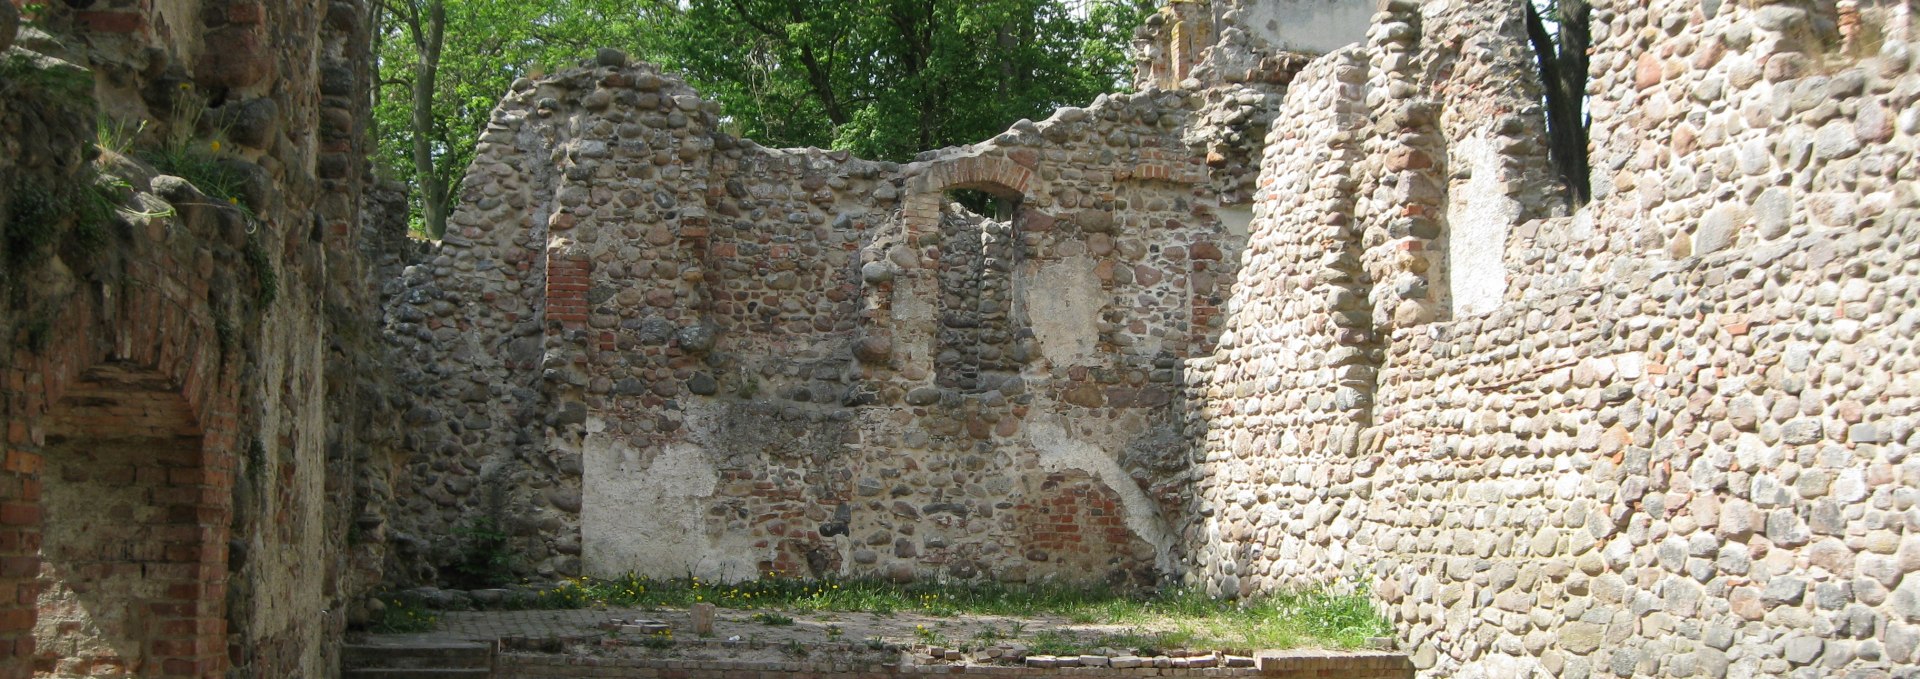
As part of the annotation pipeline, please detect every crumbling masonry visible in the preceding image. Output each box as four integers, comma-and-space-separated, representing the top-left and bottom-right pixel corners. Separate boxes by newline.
1, 0, 1919, 677
381, 0, 1920, 676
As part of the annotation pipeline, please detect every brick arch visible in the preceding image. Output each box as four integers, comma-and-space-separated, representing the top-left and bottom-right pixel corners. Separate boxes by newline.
2, 269, 239, 679
901, 154, 1035, 242
846, 154, 1041, 390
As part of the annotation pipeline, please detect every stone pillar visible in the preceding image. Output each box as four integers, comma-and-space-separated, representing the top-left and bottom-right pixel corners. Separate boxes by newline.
690, 603, 716, 636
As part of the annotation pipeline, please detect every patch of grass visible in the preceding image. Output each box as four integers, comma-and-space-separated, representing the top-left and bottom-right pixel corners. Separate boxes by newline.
96, 115, 144, 157
527, 574, 1391, 651
369, 597, 439, 634
0, 51, 92, 103
19, 316, 52, 352
752, 612, 794, 626
139, 142, 255, 216
911, 623, 945, 647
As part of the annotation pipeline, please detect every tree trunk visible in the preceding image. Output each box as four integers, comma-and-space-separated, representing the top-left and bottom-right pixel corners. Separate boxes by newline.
411, 0, 449, 237
1525, 0, 1591, 205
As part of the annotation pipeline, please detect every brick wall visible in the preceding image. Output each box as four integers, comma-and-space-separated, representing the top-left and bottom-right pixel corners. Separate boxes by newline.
0, 0, 380, 675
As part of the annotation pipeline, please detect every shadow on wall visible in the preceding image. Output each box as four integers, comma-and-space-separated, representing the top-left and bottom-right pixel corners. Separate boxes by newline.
35, 365, 227, 679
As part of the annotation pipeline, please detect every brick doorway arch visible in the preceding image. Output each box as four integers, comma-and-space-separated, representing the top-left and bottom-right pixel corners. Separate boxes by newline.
1, 282, 239, 679
31, 363, 228, 679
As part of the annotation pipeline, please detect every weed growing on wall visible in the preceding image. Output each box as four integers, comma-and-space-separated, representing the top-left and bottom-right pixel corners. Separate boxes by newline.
447, 517, 514, 588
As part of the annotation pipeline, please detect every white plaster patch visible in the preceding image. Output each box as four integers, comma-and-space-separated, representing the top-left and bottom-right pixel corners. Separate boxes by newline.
582, 432, 760, 581
1022, 254, 1103, 365
1027, 417, 1175, 569
1218, 206, 1254, 239
1240, 0, 1376, 55
1447, 133, 1522, 318
892, 278, 939, 376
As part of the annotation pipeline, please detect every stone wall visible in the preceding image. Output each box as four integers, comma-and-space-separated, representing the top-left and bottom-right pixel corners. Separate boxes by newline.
0, 0, 385, 676
1187, 0, 1920, 677
372, 0, 1920, 676
382, 52, 1253, 587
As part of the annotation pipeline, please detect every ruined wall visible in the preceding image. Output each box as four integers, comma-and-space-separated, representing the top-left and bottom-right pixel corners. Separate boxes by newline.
0, 0, 384, 676
383, 51, 1244, 586
1191, 0, 1920, 677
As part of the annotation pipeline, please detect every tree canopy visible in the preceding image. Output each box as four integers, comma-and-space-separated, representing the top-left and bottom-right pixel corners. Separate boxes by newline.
373, 0, 1154, 237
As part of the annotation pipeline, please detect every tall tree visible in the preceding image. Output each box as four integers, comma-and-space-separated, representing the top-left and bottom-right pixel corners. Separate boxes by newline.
621, 0, 1151, 159
373, 0, 668, 237
1525, 0, 1591, 205
386, 0, 448, 238
371, 0, 1148, 237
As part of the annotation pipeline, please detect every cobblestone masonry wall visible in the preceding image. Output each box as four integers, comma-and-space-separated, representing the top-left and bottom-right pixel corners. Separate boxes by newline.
384, 55, 1245, 586
1188, 0, 1920, 678
385, 0, 1920, 676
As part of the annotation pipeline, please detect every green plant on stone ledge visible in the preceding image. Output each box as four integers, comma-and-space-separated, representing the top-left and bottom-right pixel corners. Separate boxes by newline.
369, 596, 438, 634
138, 84, 257, 217
242, 227, 277, 307
141, 141, 255, 216
96, 115, 144, 158
0, 52, 91, 103
18, 316, 52, 353
4, 172, 119, 273
448, 516, 514, 589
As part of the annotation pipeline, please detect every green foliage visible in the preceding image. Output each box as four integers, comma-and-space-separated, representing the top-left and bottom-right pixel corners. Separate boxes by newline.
525, 574, 1392, 651
448, 516, 514, 588
96, 116, 144, 158
752, 611, 795, 626
0, 52, 92, 103
4, 171, 119, 272
911, 623, 946, 646
139, 143, 256, 216
374, 0, 662, 237
369, 596, 440, 633
242, 228, 277, 307
370, 0, 1150, 235
643, 0, 1153, 161
18, 316, 52, 353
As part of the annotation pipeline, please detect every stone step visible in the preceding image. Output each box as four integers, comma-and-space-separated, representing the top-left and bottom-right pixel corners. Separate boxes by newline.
342, 642, 493, 670
341, 669, 491, 679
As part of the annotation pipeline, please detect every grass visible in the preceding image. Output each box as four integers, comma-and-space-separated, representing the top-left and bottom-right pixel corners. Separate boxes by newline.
137, 142, 255, 216
526, 574, 1390, 652
370, 597, 439, 634
752, 611, 795, 626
